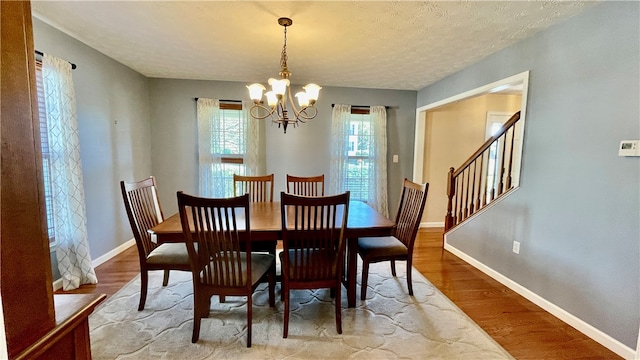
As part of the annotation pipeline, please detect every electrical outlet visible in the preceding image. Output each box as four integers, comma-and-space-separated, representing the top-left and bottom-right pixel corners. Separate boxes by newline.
512, 241, 520, 254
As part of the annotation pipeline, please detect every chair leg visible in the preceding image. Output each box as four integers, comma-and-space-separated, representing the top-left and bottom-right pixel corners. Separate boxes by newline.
268, 265, 276, 308
220, 295, 226, 303
335, 285, 342, 334
203, 296, 211, 318
406, 259, 414, 296
390, 260, 397, 276
162, 269, 170, 286
360, 259, 370, 301
192, 296, 202, 343
138, 270, 149, 311
246, 295, 252, 347
283, 286, 290, 338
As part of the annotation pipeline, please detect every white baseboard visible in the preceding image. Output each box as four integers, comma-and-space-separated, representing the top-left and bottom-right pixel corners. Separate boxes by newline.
52, 239, 136, 292
92, 239, 135, 268
421, 221, 444, 228
52, 279, 63, 292
443, 240, 636, 360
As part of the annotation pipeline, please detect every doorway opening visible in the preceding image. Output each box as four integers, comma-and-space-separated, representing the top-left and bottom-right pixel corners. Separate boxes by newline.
412, 71, 529, 227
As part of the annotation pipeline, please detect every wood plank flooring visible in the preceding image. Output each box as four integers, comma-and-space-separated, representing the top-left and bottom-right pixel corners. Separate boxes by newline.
58, 228, 622, 359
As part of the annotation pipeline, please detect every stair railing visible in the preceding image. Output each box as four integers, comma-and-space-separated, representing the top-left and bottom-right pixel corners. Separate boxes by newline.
444, 111, 521, 232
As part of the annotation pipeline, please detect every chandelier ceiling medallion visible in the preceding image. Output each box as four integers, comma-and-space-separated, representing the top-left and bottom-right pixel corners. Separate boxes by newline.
247, 17, 321, 134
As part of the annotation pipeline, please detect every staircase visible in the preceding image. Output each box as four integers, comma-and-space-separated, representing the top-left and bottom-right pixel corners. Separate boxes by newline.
444, 111, 521, 232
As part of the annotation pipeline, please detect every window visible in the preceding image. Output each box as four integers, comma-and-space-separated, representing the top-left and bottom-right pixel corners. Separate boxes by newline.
213, 102, 246, 196
330, 104, 388, 217
346, 112, 373, 202
35, 61, 56, 244
197, 99, 259, 198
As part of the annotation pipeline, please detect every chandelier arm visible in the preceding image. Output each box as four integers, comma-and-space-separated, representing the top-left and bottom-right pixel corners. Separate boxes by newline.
286, 88, 318, 122
249, 103, 277, 120
296, 106, 318, 122
286, 87, 301, 117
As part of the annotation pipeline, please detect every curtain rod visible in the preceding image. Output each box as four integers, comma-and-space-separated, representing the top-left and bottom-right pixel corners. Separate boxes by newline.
331, 104, 390, 109
35, 50, 76, 70
194, 98, 241, 103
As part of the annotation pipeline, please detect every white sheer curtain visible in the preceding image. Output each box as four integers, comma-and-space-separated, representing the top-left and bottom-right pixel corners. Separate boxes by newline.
369, 106, 389, 218
43, 54, 97, 291
197, 98, 224, 197
329, 104, 388, 218
243, 100, 260, 174
197, 99, 259, 197
328, 104, 351, 195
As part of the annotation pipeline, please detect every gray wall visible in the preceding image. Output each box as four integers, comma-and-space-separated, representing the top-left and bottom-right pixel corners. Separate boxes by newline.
148, 79, 417, 216
33, 18, 152, 267
417, 2, 639, 348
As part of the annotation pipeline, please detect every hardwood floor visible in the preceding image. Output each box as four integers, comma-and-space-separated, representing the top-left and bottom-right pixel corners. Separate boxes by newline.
58, 228, 621, 359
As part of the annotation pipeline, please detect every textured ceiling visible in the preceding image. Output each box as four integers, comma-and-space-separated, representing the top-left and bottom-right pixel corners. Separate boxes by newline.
31, 1, 596, 91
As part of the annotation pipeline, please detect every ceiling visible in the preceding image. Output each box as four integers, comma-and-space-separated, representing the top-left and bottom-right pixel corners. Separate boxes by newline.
31, 1, 596, 91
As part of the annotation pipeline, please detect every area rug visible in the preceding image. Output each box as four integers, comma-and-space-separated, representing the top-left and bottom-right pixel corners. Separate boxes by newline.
89, 262, 513, 359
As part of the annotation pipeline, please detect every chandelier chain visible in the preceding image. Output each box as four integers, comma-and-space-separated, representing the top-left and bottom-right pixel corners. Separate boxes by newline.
280, 25, 288, 76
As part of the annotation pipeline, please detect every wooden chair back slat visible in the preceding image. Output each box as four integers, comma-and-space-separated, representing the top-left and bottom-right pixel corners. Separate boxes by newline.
286, 174, 325, 196
233, 174, 274, 202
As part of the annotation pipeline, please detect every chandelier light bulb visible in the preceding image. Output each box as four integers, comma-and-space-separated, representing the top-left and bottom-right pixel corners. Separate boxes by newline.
303, 84, 322, 102
268, 78, 290, 96
265, 91, 278, 107
295, 92, 309, 107
247, 83, 266, 102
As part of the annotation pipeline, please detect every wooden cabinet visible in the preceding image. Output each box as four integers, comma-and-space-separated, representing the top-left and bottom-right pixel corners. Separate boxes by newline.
1, 2, 104, 358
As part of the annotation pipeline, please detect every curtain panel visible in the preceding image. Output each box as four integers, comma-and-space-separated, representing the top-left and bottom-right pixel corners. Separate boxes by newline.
43, 54, 97, 291
197, 99, 260, 197
329, 104, 388, 218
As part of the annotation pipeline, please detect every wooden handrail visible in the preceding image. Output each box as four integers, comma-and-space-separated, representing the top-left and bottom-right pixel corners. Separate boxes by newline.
444, 111, 521, 233
453, 111, 521, 177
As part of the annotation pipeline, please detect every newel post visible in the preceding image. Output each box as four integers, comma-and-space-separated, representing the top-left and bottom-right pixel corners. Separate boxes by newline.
444, 167, 455, 232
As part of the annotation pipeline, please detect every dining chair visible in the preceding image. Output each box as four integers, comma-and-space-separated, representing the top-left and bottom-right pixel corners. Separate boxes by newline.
286, 174, 325, 196
177, 192, 276, 346
233, 173, 277, 257
120, 176, 191, 311
279, 191, 350, 338
233, 174, 274, 202
357, 179, 428, 300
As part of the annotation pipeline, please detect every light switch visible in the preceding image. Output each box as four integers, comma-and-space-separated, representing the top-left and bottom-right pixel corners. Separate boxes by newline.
392, 155, 399, 163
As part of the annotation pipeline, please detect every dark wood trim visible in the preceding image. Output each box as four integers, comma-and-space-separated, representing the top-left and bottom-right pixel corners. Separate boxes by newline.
15, 294, 106, 360
221, 156, 243, 164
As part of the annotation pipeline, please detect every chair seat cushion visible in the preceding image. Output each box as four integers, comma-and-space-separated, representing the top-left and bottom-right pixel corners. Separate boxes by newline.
357, 236, 408, 259
249, 253, 276, 285
147, 243, 190, 265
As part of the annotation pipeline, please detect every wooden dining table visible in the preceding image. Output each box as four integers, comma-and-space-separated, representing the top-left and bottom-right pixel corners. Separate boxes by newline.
149, 200, 395, 307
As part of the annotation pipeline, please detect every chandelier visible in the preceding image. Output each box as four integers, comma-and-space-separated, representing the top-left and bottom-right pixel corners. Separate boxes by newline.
246, 17, 321, 134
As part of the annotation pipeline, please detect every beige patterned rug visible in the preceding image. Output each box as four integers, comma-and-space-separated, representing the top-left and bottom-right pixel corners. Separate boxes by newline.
89, 262, 512, 359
